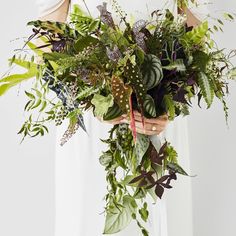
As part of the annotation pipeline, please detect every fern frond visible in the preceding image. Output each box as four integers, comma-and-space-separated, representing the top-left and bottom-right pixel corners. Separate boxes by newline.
76, 86, 99, 100
198, 72, 214, 108
162, 94, 175, 120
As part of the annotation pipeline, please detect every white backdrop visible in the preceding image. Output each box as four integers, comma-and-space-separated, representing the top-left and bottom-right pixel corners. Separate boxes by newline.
0, 1, 236, 236
0, 1, 55, 236
188, 1, 236, 236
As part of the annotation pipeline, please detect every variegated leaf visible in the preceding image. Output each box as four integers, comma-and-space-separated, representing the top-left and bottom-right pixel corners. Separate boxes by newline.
111, 76, 132, 113
143, 94, 156, 117
124, 59, 147, 110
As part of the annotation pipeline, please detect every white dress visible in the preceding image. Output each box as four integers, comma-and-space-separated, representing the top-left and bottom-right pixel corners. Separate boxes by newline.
36, 1, 208, 236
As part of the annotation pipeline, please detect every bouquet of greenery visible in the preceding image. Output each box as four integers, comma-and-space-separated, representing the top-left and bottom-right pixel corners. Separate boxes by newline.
1, 1, 235, 235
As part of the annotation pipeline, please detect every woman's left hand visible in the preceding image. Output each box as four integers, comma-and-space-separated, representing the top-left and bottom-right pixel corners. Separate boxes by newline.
121, 110, 169, 135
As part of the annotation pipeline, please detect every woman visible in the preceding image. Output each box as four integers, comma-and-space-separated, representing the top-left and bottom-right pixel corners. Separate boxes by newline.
36, 0, 207, 235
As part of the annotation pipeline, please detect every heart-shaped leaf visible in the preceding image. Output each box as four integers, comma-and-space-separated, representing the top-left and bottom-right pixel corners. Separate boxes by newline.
103, 196, 137, 234
141, 54, 163, 90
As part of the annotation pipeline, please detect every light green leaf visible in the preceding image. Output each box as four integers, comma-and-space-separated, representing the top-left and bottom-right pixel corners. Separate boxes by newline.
180, 21, 209, 46
99, 151, 113, 167
139, 202, 149, 222
163, 59, 186, 72
27, 41, 44, 57
104, 196, 137, 234
228, 67, 236, 79
91, 94, 114, 117
0, 59, 38, 96
135, 133, 150, 163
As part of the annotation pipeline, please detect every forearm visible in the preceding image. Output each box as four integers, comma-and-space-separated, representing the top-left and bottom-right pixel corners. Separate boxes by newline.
178, 7, 202, 27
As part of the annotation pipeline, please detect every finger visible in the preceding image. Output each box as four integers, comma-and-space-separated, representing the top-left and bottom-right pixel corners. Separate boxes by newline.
131, 126, 162, 135
133, 114, 169, 126
134, 121, 164, 133
133, 110, 169, 121
120, 119, 167, 133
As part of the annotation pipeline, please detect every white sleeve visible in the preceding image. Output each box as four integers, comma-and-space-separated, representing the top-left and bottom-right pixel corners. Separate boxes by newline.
189, 0, 210, 21
36, 0, 66, 17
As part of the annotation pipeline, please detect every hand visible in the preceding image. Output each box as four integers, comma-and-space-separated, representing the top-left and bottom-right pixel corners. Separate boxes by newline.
122, 111, 169, 135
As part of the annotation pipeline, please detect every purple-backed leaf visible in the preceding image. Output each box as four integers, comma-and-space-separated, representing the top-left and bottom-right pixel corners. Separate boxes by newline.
146, 182, 156, 189
106, 45, 122, 62
129, 174, 144, 184
51, 40, 66, 52
160, 183, 173, 189
173, 87, 188, 104
159, 141, 168, 155
155, 184, 164, 199
166, 173, 177, 185
157, 175, 170, 184
187, 76, 196, 86
132, 20, 148, 34
149, 144, 162, 165
97, 3, 115, 29
134, 32, 147, 52
146, 174, 156, 184
138, 178, 148, 187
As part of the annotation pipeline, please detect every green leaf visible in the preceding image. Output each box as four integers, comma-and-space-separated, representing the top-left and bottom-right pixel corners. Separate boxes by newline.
162, 94, 175, 120
141, 54, 163, 90
74, 36, 99, 52
76, 86, 99, 100
0, 59, 38, 96
43, 52, 71, 61
27, 41, 44, 57
167, 162, 189, 176
103, 196, 137, 234
114, 150, 127, 169
198, 72, 214, 108
180, 21, 209, 46
192, 51, 210, 71
163, 59, 186, 72
223, 13, 234, 21
143, 94, 156, 117
91, 94, 114, 118
99, 151, 113, 167
139, 202, 149, 222
25, 91, 35, 99
103, 103, 123, 121
135, 133, 150, 163
227, 67, 236, 79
